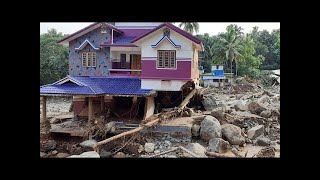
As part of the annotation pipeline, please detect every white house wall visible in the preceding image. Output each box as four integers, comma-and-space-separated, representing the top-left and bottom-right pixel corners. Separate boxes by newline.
141, 79, 188, 91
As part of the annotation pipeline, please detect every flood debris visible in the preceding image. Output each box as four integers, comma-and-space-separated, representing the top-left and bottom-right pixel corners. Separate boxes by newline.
40, 78, 279, 158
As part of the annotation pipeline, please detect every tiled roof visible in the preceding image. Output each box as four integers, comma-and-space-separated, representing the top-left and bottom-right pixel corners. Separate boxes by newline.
40, 76, 153, 96
113, 36, 136, 45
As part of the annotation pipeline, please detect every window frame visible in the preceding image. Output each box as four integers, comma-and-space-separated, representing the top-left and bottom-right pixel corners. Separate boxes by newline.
81, 52, 97, 67
157, 50, 176, 69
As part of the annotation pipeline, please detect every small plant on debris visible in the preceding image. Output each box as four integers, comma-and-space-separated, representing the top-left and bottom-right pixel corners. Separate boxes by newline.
258, 70, 275, 87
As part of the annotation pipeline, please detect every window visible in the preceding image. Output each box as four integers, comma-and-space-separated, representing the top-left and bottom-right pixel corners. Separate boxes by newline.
120, 54, 126, 68
158, 50, 176, 68
82, 52, 96, 67
163, 28, 170, 37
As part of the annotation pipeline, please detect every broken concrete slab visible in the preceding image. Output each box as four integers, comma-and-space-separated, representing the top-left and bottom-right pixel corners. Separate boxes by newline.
50, 120, 87, 137
200, 116, 221, 142
247, 125, 264, 140
221, 124, 245, 145
208, 138, 230, 153
50, 114, 73, 124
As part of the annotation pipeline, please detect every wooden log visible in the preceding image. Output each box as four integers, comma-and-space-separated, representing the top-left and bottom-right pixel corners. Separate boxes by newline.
88, 97, 93, 123
178, 89, 197, 111
42, 96, 47, 123
148, 147, 179, 158
205, 151, 233, 158
179, 146, 201, 157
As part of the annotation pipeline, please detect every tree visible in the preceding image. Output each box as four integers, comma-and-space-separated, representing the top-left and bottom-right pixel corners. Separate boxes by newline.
179, 22, 199, 34
40, 29, 69, 85
214, 24, 244, 76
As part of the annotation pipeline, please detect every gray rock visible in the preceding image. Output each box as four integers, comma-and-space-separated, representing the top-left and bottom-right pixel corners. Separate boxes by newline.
192, 124, 200, 136
247, 101, 267, 115
270, 141, 277, 146
164, 140, 171, 146
225, 106, 232, 113
200, 116, 221, 142
99, 149, 112, 158
234, 100, 246, 111
208, 138, 230, 153
105, 121, 116, 133
202, 95, 218, 111
221, 124, 245, 145
257, 137, 271, 146
154, 150, 161, 154
210, 107, 225, 120
247, 125, 264, 140
40, 140, 57, 152
68, 151, 100, 158
138, 145, 144, 153
51, 150, 58, 155
40, 152, 46, 158
79, 139, 97, 150
144, 143, 155, 153
113, 152, 126, 158
185, 143, 207, 157
257, 95, 271, 104
56, 152, 70, 158
260, 110, 271, 118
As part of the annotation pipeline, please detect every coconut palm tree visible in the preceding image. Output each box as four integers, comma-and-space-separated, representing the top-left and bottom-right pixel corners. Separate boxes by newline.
214, 24, 244, 77
179, 22, 199, 34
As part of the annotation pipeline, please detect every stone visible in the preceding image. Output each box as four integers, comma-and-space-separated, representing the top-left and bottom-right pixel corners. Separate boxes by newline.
257, 95, 271, 104
200, 116, 221, 142
260, 110, 271, 118
225, 106, 232, 113
182, 111, 189, 117
40, 152, 46, 158
79, 139, 97, 150
51, 150, 58, 155
56, 153, 70, 158
105, 121, 116, 133
164, 140, 171, 146
192, 124, 201, 136
166, 155, 177, 158
256, 147, 276, 158
270, 141, 277, 146
210, 107, 225, 120
138, 145, 144, 153
234, 100, 246, 111
40, 140, 57, 152
185, 143, 207, 157
68, 151, 100, 158
221, 124, 245, 145
144, 143, 155, 153
113, 152, 126, 158
257, 137, 271, 146
99, 149, 112, 158
202, 95, 218, 111
154, 150, 161, 154
208, 138, 230, 153
247, 125, 264, 140
247, 101, 267, 115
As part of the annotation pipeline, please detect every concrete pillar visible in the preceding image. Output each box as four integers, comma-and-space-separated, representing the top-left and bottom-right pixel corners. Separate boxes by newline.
88, 97, 93, 123
42, 96, 47, 123
143, 96, 155, 120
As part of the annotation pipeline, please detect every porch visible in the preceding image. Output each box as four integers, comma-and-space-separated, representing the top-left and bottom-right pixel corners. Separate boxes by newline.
109, 46, 142, 77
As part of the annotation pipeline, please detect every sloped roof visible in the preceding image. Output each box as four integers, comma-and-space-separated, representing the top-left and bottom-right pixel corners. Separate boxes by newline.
40, 76, 153, 96
131, 23, 202, 45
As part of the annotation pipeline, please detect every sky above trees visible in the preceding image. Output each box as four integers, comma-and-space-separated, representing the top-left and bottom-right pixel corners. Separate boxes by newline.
40, 22, 280, 36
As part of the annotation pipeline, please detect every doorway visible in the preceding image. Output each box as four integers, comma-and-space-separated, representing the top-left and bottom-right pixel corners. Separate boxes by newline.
130, 54, 141, 75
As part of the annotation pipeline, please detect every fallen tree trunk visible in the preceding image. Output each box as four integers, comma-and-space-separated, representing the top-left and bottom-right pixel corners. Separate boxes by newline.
205, 151, 233, 158
93, 89, 198, 152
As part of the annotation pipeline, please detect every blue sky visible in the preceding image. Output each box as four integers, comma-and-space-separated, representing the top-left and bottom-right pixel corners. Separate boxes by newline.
40, 22, 280, 36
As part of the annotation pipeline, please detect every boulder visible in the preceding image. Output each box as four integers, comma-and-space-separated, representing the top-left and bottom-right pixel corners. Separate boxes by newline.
257, 137, 271, 146
99, 149, 112, 158
221, 124, 245, 145
208, 138, 230, 153
210, 107, 225, 120
185, 143, 207, 157
68, 151, 100, 158
200, 116, 221, 142
40, 140, 57, 152
56, 153, 70, 158
192, 124, 200, 136
260, 110, 271, 118
257, 95, 271, 104
202, 95, 218, 111
79, 139, 97, 150
234, 100, 246, 111
247, 101, 267, 115
113, 152, 126, 158
144, 143, 155, 153
40, 152, 46, 158
247, 125, 264, 140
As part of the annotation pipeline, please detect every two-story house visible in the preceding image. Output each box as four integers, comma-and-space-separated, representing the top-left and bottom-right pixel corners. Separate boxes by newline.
40, 22, 204, 122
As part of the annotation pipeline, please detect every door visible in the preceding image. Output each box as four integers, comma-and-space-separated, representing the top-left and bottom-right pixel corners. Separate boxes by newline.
130, 54, 141, 75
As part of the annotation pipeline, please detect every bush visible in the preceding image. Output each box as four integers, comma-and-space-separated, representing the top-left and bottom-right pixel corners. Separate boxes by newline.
258, 70, 275, 87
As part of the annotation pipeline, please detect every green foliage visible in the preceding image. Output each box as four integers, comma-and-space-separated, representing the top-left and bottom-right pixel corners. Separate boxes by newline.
258, 70, 275, 87
179, 22, 199, 34
40, 29, 68, 85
